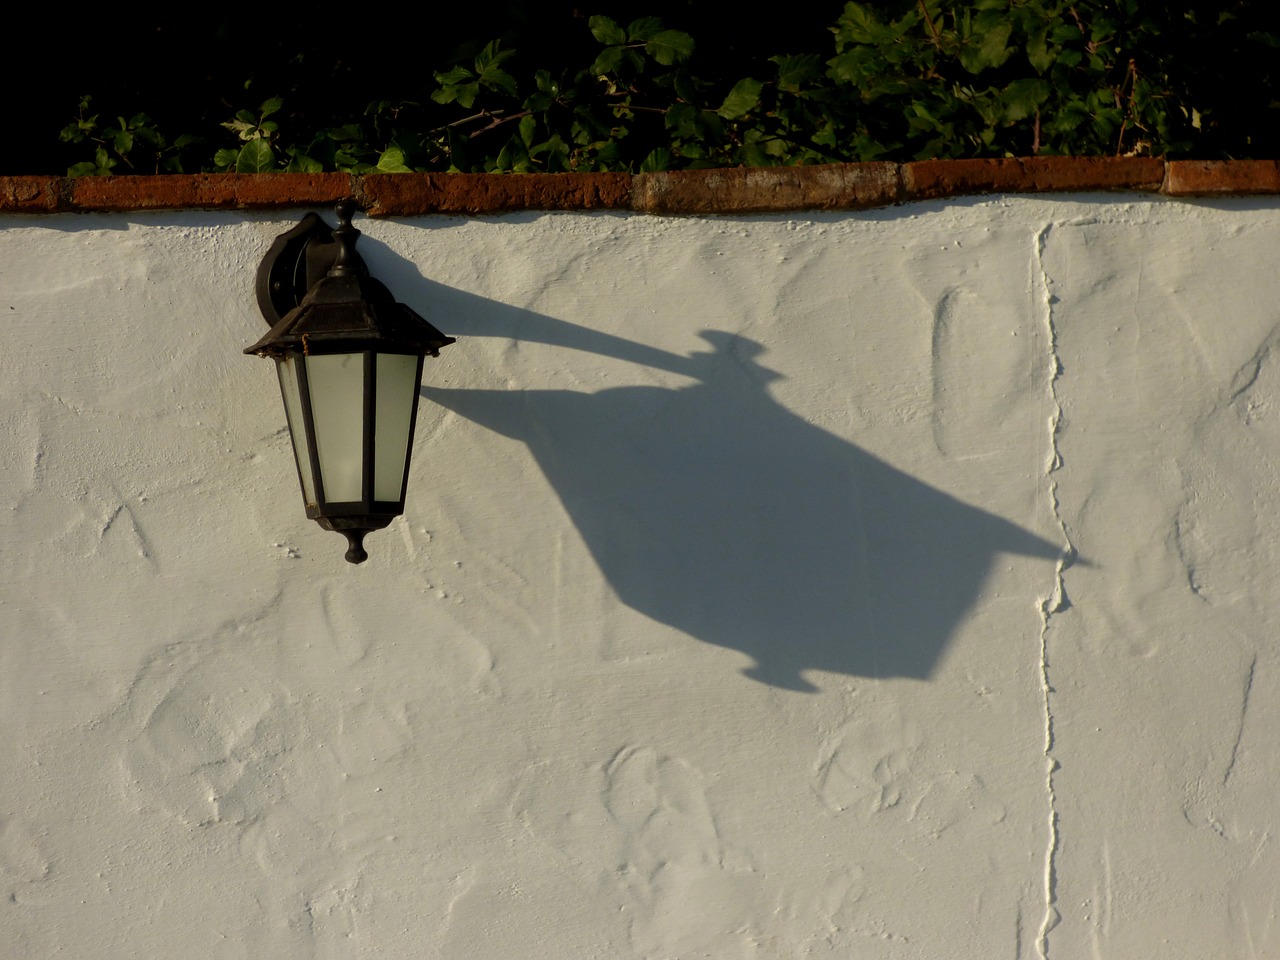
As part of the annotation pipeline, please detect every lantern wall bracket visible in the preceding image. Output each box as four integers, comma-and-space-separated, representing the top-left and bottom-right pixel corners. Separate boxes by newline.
255, 199, 369, 326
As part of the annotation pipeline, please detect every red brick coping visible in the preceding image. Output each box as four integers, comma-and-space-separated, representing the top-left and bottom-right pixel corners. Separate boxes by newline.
2, 159, 1278, 216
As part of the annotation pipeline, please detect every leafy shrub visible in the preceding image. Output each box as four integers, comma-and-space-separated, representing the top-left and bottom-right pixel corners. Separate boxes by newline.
56, 3, 1280, 175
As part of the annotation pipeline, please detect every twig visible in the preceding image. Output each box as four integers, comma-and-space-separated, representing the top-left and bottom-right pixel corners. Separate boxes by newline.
918, 0, 941, 43
467, 110, 532, 139
1115, 58, 1137, 155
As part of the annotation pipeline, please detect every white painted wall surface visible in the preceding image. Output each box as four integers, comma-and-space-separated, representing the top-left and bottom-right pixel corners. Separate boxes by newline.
0, 197, 1276, 959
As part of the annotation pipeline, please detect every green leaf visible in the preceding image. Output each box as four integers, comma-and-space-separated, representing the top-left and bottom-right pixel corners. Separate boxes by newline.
213, 147, 239, 169
235, 138, 275, 173
589, 16, 626, 46
479, 67, 518, 97
433, 66, 473, 87
492, 140, 516, 172
326, 123, 364, 142
639, 147, 672, 172
591, 45, 624, 76
529, 132, 568, 165
718, 78, 764, 119
446, 128, 469, 172
623, 48, 646, 73
1056, 47, 1082, 68
646, 30, 695, 65
474, 41, 514, 73
284, 150, 324, 173
434, 80, 480, 108
259, 97, 284, 119
534, 69, 559, 95
134, 125, 164, 148
94, 146, 115, 171
673, 72, 699, 103
959, 22, 1014, 73
221, 117, 256, 140
1000, 78, 1050, 122
375, 145, 414, 173
665, 101, 698, 134
1026, 25, 1054, 73
772, 54, 823, 94
627, 17, 664, 42
826, 50, 872, 86
834, 3, 884, 46
519, 113, 537, 147
525, 89, 554, 112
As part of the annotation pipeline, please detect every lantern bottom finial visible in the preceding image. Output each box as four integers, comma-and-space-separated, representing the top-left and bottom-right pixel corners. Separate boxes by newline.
342, 530, 369, 565
317, 516, 391, 565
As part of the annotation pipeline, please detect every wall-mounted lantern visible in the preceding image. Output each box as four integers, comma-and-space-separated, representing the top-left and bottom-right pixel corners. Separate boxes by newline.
246, 200, 454, 564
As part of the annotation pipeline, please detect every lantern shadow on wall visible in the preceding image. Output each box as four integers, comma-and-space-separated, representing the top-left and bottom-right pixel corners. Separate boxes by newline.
407, 279, 1070, 692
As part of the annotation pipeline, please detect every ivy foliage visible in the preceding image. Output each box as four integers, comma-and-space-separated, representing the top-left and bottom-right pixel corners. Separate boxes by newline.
55, 2, 1280, 176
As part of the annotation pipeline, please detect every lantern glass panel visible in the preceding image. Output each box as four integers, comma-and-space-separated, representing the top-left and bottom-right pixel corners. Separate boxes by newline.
276, 353, 316, 505
306, 352, 365, 502
373, 353, 420, 502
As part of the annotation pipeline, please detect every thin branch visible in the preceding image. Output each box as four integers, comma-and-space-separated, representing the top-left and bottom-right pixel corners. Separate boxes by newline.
918, 0, 941, 43
467, 110, 532, 139
1115, 58, 1138, 155
420, 109, 512, 139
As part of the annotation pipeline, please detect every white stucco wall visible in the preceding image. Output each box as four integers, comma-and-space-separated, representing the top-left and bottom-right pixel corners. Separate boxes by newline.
1, 196, 1276, 958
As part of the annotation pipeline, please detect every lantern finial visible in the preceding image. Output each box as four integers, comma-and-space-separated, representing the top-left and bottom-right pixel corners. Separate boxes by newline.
330, 200, 360, 278
341, 530, 369, 565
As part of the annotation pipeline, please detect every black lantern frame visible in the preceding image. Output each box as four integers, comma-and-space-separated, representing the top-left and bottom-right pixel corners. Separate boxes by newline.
246, 200, 454, 564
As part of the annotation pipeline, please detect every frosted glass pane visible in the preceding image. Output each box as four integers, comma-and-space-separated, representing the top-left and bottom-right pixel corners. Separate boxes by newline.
306, 353, 365, 502
374, 353, 420, 501
275, 356, 316, 505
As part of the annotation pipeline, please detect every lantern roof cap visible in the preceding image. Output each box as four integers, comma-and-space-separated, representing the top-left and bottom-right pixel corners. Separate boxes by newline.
245, 202, 454, 359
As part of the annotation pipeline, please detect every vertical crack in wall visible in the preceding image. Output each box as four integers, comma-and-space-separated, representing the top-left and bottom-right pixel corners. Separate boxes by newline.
1034, 222, 1073, 959
1223, 653, 1257, 787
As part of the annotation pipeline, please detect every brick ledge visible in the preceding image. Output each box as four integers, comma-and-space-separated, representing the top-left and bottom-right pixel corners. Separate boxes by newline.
2, 159, 1278, 216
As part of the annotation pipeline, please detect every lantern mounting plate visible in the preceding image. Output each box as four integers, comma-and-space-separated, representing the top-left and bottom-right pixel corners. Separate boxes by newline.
255, 204, 369, 326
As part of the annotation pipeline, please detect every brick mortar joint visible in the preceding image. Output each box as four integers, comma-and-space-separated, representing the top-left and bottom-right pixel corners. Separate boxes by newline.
0, 159, 1276, 215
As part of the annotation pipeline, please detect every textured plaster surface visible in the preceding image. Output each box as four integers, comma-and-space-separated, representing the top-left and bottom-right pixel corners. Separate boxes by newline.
0, 198, 1276, 958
